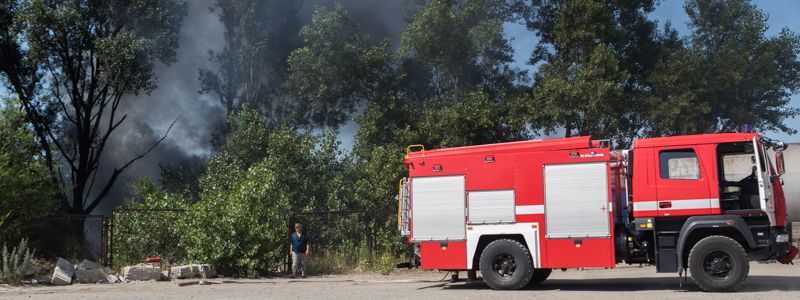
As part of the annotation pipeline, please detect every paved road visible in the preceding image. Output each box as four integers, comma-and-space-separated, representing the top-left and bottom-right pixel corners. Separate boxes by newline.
2, 263, 799, 299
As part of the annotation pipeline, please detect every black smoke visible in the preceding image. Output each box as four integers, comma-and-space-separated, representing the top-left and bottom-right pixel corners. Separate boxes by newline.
92, 0, 410, 216
91, 0, 224, 216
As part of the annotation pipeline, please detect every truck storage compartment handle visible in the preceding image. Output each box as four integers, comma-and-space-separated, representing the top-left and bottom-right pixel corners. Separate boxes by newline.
659, 201, 672, 209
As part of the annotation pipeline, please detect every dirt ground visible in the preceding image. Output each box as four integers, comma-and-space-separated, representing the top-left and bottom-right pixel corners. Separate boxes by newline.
2, 262, 799, 300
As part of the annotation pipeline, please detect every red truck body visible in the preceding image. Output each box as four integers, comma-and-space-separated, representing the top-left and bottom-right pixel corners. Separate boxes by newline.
398, 133, 796, 291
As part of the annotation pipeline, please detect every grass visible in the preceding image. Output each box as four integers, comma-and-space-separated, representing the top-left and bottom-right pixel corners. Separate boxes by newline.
305, 248, 400, 276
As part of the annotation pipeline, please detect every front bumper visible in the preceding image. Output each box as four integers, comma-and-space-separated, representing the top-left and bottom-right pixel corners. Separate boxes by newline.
774, 228, 797, 263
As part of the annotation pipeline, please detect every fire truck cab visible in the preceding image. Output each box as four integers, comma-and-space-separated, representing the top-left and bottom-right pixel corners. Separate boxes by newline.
398, 133, 797, 292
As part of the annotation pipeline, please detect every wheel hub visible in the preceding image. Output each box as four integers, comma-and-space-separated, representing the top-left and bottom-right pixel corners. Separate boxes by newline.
493, 254, 517, 278
703, 251, 732, 278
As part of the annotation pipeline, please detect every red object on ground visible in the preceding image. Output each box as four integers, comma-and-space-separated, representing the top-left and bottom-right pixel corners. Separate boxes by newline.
778, 246, 798, 264
145, 257, 162, 263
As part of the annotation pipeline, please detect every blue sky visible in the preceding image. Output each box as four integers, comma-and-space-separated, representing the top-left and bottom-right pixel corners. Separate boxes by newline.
504, 0, 800, 142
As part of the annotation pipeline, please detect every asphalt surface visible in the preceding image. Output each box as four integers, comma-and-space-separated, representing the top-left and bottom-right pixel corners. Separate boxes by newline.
1, 262, 799, 299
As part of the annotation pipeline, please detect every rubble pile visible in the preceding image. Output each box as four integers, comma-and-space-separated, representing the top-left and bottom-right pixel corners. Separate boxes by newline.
19, 256, 216, 286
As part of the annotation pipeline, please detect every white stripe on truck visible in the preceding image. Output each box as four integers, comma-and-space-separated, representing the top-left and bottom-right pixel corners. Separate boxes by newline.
633, 198, 719, 211
515, 205, 545, 215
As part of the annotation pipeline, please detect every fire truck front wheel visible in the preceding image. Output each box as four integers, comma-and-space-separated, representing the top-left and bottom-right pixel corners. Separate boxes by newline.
688, 235, 749, 292
478, 239, 534, 290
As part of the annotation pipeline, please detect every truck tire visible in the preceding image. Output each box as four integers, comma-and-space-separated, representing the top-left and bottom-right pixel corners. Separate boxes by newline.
688, 235, 749, 292
527, 268, 552, 287
479, 239, 533, 290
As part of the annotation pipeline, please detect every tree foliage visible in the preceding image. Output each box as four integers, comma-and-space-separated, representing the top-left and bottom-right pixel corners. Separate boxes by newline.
401, 0, 523, 96
641, 0, 800, 136
198, 0, 304, 119
0, 0, 188, 218
0, 99, 55, 245
286, 3, 393, 128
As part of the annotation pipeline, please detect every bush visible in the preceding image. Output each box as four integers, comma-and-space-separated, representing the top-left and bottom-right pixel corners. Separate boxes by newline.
0, 239, 35, 283
113, 108, 411, 277
373, 252, 397, 275
113, 181, 190, 268
0, 99, 56, 246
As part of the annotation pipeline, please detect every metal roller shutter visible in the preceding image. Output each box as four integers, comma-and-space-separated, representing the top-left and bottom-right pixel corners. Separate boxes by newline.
544, 162, 610, 238
411, 175, 466, 241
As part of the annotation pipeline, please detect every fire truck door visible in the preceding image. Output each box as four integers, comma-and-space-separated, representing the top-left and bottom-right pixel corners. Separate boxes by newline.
655, 148, 712, 216
753, 139, 776, 225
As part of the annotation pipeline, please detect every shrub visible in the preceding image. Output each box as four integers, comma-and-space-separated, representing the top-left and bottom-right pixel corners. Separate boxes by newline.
0, 239, 35, 283
374, 252, 397, 275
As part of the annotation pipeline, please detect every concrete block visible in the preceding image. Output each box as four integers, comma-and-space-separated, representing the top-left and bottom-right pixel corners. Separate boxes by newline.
122, 264, 162, 281
50, 258, 74, 286
170, 265, 189, 279
74, 269, 108, 283
170, 264, 216, 279
76, 259, 104, 270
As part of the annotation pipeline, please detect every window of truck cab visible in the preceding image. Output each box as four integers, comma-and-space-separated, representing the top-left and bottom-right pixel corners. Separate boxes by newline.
659, 149, 700, 180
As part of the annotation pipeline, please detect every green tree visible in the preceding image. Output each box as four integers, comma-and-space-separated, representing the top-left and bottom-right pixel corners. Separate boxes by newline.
679, 0, 800, 134
400, 0, 524, 97
0, 0, 188, 226
181, 106, 352, 276
521, 0, 661, 145
285, 3, 393, 128
0, 99, 55, 245
198, 0, 304, 120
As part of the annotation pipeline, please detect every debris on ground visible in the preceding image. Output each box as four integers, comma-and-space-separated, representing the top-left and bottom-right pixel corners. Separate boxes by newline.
50, 258, 74, 286
75, 269, 109, 284
170, 264, 216, 279
122, 264, 162, 281
177, 280, 216, 287
76, 259, 105, 271
161, 270, 170, 281
17, 260, 38, 278
106, 274, 121, 283
74, 259, 112, 284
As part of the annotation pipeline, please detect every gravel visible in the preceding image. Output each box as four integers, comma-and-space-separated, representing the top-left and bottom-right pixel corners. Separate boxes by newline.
2, 262, 798, 300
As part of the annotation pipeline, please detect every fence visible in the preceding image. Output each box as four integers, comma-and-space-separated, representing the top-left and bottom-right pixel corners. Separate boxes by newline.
109, 208, 186, 269
286, 210, 373, 273
33, 215, 110, 264
107, 208, 379, 273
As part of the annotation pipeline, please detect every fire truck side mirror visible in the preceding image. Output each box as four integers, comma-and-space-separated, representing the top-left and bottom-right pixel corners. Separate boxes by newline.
776, 151, 786, 175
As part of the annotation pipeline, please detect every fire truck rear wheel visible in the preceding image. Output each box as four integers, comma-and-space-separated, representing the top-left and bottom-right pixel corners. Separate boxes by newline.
688, 235, 749, 292
478, 239, 533, 290
527, 268, 552, 287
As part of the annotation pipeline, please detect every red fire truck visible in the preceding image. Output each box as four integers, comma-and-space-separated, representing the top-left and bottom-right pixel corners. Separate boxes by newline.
397, 133, 798, 292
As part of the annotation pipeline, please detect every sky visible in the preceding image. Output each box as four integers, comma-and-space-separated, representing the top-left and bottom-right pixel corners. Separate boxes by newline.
504, 0, 800, 142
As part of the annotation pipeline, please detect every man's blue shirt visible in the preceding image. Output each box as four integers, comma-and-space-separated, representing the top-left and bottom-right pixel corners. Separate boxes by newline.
291, 232, 308, 253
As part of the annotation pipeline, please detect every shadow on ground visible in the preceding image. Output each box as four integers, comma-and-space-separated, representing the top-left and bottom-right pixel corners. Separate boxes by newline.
440, 276, 800, 292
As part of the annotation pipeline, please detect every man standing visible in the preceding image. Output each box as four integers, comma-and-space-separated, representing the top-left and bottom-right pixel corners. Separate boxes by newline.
290, 223, 311, 278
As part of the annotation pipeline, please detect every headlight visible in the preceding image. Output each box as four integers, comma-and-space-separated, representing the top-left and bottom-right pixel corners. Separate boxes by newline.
775, 234, 789, 243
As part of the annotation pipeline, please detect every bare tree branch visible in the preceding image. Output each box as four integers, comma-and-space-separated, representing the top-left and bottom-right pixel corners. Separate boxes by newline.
84, 115, 180, 213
